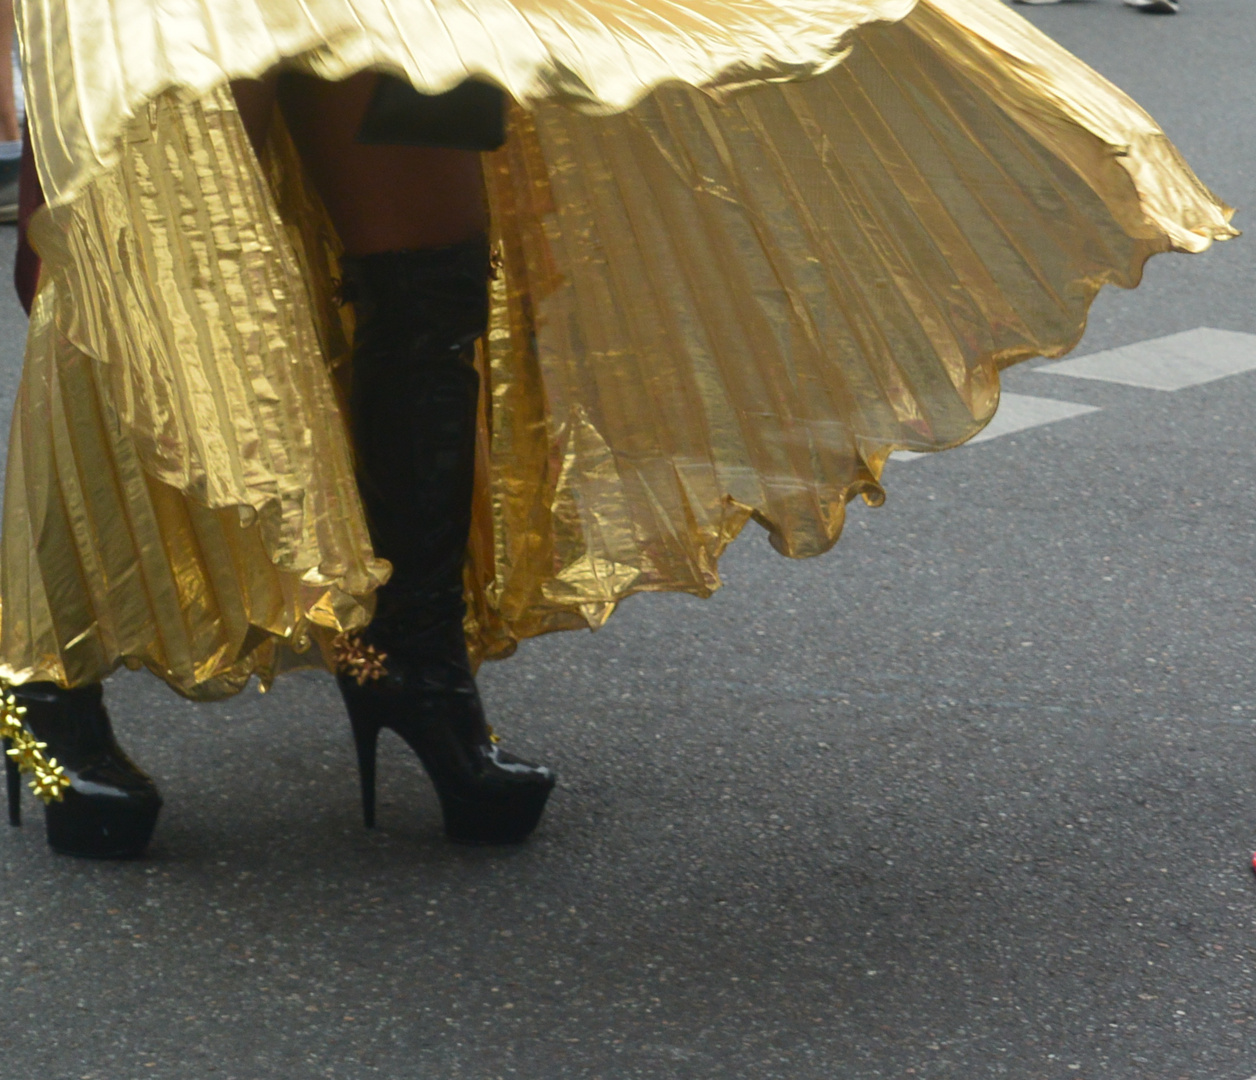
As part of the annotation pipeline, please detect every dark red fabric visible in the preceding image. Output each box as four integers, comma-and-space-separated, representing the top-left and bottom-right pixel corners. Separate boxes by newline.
14, 125, 45, 316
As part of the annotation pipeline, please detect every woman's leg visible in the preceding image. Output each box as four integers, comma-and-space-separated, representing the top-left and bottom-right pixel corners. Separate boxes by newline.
9, 72, 534, 860
277, 71, 485, 255
232, 69, 486, 252
261, 72, 553, 844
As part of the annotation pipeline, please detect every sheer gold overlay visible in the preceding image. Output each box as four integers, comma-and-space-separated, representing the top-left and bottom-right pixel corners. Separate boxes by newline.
1, 0, 1235, 697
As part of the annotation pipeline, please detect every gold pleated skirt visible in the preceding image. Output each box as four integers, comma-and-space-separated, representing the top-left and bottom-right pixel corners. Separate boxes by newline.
1, 0, 1235, 698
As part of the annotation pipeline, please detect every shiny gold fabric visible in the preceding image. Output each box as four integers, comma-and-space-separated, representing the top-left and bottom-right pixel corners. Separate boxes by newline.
1, 0, 1236, 696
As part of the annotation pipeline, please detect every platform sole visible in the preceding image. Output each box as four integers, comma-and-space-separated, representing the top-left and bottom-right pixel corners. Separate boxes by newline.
438, 783, 555, 845
44, 790, 161, 858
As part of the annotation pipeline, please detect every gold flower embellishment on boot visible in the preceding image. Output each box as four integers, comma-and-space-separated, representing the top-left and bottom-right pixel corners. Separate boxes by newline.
332, 634, 389, 685
0, 690, 70, 803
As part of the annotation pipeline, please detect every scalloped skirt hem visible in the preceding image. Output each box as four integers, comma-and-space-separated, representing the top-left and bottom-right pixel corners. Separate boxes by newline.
0, 0, 1235, 699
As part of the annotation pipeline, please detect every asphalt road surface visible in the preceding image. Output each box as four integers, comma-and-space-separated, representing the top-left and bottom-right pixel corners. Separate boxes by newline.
2, 1, 1255, 1077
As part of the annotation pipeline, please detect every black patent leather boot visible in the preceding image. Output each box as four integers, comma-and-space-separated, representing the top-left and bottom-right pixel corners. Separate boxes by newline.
8, 682, 162, 857
335, 239, 555, 845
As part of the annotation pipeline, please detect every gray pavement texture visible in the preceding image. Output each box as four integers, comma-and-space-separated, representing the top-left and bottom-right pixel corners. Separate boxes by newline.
2, 1, 1256, 1077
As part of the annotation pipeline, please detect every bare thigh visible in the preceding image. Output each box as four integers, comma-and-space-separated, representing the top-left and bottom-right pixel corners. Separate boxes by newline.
231, 71, 486, 256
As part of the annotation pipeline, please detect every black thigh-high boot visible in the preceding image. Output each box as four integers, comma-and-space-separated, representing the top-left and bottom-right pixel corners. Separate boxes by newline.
334, 238, 555, 845
6, 682, 162, 857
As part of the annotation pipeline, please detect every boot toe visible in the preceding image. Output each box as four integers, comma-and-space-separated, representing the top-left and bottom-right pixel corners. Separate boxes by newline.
44, 787, 161, 858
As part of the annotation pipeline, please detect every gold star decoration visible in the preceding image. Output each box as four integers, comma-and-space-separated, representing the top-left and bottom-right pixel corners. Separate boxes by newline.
0, 689, 70, 804
331, 635, 389, 685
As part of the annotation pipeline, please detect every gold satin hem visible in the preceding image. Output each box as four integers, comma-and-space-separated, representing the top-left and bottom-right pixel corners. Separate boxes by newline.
1, 0, 1236, 698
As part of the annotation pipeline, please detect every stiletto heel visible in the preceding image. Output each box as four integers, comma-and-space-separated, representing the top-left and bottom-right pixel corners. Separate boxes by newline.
335, 240, 556, 845
348, 711, 381, 829
338, 647, 555, 844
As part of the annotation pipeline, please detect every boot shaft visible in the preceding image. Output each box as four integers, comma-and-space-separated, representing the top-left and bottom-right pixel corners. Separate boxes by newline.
12, 682, 119, 766
340, 239, 491, 351
340, 238, 490, 631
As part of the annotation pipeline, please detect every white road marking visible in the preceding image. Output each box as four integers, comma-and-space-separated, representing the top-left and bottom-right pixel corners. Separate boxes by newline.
1036, 327, 1256, 391
892, 393, 1098, 461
